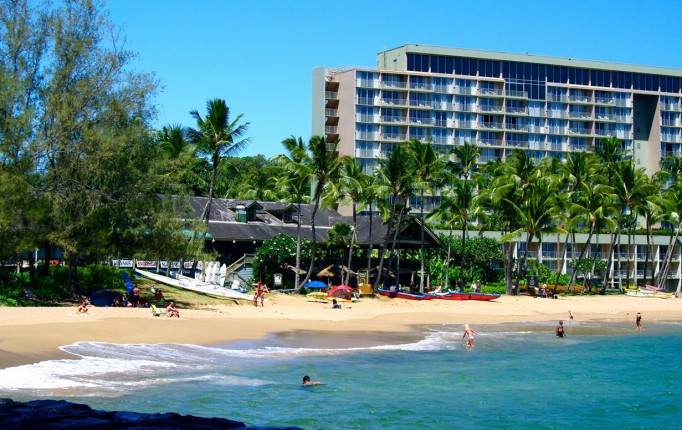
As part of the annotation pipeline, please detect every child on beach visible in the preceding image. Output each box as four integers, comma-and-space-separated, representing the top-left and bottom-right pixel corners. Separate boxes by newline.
462, 324, 479, 348
77, 299, 89, 315
636, 312, 642, 332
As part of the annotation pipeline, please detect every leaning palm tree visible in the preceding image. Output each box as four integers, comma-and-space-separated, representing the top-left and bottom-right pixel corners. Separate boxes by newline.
613, 161, 655, 290
297, 136, 342, 289
373, 143, 415, 289
407, 138, 443, 293
188, 99, 250, 236
273, 136, 311, 290
336, 157, 370, 286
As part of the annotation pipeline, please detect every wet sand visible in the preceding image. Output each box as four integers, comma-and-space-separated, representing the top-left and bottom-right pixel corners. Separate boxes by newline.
1, 293, 679, 368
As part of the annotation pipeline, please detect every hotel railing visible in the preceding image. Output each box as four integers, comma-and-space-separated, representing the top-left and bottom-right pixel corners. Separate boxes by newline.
325, 91, 338, 99
382, 133, 407, 141
454, 87, 477, 95
381, 116, 406, 123
505, 89, 528, 98
356, 132, 378, 140
569, 111, 592, 119
357, 97, 378, 105
479, 88, 504, 96
325, 126, 338, 134
547, 94, 568, 102
548, 111, 569, 119
381, 81, 408, 89
662, 119, 681, 127
325, 108, 338, 117
506, 106, 527, 114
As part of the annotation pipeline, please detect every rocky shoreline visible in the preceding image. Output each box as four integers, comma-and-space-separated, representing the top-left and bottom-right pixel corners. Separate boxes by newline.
0, 398, 301, 429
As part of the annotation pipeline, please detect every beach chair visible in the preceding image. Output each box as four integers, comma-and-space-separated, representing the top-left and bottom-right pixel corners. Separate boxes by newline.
150, 304, 161, 317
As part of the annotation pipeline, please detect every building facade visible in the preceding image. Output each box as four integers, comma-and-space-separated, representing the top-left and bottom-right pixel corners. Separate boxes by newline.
312, 45, 682, 291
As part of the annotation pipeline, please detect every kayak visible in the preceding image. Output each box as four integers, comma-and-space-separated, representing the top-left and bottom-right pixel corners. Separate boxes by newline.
377, 288, 434, 300
433, 292, 501, 301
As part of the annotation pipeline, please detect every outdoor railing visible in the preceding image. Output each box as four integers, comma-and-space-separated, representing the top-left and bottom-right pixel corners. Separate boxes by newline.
325, 91, 338, 99
547, 93, 568, 102
505, 89, 528, 98
324, 126, 338, 134
381, 81, 408, 89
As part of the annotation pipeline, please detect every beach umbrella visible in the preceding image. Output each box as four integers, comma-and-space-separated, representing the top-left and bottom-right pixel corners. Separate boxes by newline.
316, 264, 336, 285
328, 285, 353, 301
305, 280, 328, 289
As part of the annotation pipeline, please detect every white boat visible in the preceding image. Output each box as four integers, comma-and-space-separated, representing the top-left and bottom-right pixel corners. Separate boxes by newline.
135, 268, 257, 301
626, 289, 674, 299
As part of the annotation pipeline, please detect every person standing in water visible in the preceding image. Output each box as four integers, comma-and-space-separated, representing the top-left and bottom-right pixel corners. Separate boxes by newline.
462, 324, 479, 348
636, 312, 642, 332
555, 320, 565, 337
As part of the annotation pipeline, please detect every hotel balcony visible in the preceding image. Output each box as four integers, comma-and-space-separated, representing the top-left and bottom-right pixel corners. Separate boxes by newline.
547, 126, 567, 135
479, 122, 504, 130
409, 117, 435, 126
433, 84, 454, 94
569, 95, 592, 104
548, 111, 569, 119
434, 119, 454, 128
479, 105, 504, 114
325, 125, 338, 134
594, 129, 614, 137
381, 132, 407, 141
454, 104, 476, 112
479, 138, 503, 146
381, 115, 407, 124
569, 111, 592, 120
662, 119, 682, 127
381, 98, 408, 107
325, 108, 338, 117
594, 97, 616, 105
614, 98, 631, 107
595, 113, 615, 122
357, 97, 379, 106
355, 150, 380, 158
661, 103, 681, 112
506, 106, 528, 115
409, 82, 433, 92
569, 127, 593, 136
325, 91, 338, 100
505, 89, 528, 99
357, 115, 378, 123
661, 135, 682, 144
506, 123, 529, 132
433, 102, 454, 111
356, 132, 379, 140
454, 86, 477, 95
454, 121, 477, 129
547, 143, 564, 151
432, 137, 454, 145
478, 88, 504, 97
409, 100, 433, 109
381, 81, 408, 90
547, 93, 568, 102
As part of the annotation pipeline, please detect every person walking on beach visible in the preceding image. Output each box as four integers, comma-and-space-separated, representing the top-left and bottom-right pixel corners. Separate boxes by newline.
462, 324, 479, 348
254, 280, 268, 307
568, 310, 574, 321
636, 312, 642, 332
555, 320, 565, 337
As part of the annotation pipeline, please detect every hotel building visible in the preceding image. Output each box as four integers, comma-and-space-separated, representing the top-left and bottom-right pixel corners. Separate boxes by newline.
312, 44, 682, 290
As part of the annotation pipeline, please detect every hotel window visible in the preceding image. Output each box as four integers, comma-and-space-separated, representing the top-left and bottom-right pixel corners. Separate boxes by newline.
593, 70, 610, 87
454, 57, 477, 76
569, 67, 589, 85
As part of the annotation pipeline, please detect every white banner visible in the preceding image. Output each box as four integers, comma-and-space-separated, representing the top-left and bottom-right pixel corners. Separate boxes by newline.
111, 260, 133, 268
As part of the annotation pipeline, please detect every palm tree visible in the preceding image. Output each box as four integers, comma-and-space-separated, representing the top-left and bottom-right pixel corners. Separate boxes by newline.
613, 161, 655, 289
337, 157, 370, 285
188, 99, 250, 236
373, 143, 415, 289
594, 135, 628, 187
408, 138, 442, 293
565, 182, 618, 292
448, 141, 481, 181
298, 135, 342, 289
273, 136, 311, 290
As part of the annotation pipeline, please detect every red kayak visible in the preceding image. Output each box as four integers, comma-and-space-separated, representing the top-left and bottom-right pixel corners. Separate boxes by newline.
434, 292, 500, 301
377, 288, 435, 300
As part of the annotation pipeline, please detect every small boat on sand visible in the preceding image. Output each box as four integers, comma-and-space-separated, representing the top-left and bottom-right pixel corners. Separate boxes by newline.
433, 292, 501, 301
377, 288, 434, 300
135, 268, 257, 301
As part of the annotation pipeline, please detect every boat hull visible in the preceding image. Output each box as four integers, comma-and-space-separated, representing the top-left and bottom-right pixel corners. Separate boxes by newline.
377, 288, 434, 300
434, 292, 500, 301
135, 269, 256, 301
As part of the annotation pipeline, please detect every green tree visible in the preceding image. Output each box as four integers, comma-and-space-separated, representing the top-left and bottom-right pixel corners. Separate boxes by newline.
337, 157, 370, 285
188, 98, 250, 237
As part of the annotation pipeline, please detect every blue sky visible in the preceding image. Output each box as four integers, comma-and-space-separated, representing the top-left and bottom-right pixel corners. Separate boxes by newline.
108, 0, 682, 158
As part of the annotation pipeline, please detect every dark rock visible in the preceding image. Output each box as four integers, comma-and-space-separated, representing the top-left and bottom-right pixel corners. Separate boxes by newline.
0, 398, 302, 429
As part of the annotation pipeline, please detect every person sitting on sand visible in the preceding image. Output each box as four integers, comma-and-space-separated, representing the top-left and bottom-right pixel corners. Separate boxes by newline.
302, 375, 322, 386
332, 298, 342, 309
165, 301, 180, 318
77, 298, 89, 314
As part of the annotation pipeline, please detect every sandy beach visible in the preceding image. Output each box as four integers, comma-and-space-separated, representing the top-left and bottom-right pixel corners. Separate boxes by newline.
1, 293, 680, 369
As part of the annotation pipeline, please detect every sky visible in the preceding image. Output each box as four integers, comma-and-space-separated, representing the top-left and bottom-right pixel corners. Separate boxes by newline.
107, 0, 682, 158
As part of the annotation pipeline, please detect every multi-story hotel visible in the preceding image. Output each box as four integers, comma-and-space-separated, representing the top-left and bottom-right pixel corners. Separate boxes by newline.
312, 44, 682, 291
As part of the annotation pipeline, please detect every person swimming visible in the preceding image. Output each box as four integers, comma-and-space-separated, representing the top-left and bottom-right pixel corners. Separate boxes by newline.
302, 375, 322, 386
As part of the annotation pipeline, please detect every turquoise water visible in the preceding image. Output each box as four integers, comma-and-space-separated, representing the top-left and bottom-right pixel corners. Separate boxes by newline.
0, 321, 680, 429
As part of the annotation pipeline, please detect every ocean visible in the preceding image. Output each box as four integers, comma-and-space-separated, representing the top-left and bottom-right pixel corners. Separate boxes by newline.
0, 320, 680, 429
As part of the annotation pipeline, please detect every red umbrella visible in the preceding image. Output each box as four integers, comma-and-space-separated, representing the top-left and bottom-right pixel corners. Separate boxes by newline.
328, 285, 353, 301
